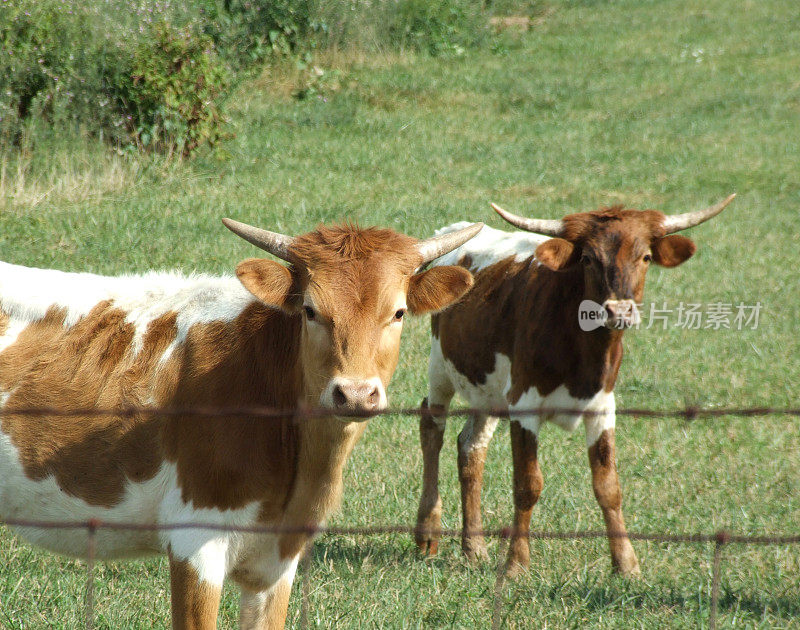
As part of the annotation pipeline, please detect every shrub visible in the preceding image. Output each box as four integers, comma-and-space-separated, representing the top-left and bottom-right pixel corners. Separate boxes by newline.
0, 1, 119, 144
1, 0, 496, 156
386, 0, 487, 56
196, 0, 317, 65
116, 22, 231, 156
1, 0, 231, 155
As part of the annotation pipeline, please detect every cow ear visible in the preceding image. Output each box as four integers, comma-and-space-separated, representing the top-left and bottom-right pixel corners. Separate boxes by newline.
535, 238, 576, 271
407, 266, 474, 315
235, 258, 297, 311
652, 235, 696, 267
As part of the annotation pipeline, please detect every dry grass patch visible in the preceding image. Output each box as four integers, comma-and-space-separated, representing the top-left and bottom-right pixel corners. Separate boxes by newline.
0, 150, 141, 213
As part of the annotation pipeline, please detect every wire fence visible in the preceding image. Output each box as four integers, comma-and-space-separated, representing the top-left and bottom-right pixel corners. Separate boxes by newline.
1, 404, 798, 629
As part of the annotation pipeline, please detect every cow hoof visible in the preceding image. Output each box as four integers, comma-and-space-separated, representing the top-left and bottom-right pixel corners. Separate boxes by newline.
415, 513, 442, 556
505, 560, 528, 580
617, 563, 641, 578
415, 533, 439, 556
462, 538, 490, 563
611, 547, 641, 577
613, 559, 641, 577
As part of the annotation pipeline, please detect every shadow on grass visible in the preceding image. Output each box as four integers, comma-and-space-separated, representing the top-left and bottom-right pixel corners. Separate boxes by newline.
504, 578, 800, 621
310, 537, 800, 623
310, 535, 435, 567
716, 587, 800, 619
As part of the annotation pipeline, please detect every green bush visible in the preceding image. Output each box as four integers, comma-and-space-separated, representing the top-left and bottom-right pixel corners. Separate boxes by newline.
0, 1, 122, 144
1, 0, 497, 156
197, 0, 317, 64
117, 22, 230, 156
1, 0, 231, 155
386, 0, 487, 56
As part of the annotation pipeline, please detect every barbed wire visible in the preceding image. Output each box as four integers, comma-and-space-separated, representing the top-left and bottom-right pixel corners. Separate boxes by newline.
1, 403, 798, 628
2, 517, 799, 545
2, 516, 798, 629
0, 403, 797, 420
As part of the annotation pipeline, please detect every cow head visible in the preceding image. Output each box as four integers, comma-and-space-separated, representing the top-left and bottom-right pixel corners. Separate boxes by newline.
492, 194, 735, 329
223, 219, 482, 416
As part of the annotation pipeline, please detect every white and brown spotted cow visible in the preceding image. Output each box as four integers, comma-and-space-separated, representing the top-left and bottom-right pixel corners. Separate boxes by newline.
0, 218, 483, 629
414, 195, 735, 577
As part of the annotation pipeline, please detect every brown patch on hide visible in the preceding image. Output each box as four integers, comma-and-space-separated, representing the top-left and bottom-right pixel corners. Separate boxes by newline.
0, 304, 177, 507
435, 255, 529, 386
507, 421, 542, 574
238, 578, 293, 629
415, 398, 446, 555
161, 302, 301, 512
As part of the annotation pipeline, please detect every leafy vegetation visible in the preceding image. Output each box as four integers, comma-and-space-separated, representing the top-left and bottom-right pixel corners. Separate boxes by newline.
1, 0, 498, 155
0, 0, 232, 154
121, 22, 230, 156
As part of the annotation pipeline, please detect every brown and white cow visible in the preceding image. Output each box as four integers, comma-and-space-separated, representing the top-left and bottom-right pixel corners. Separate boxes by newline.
0, 218, 482, 629
414, 195, 735, 577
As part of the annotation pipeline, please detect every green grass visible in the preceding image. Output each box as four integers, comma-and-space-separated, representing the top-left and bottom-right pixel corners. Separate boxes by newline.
1, 0, 799, 627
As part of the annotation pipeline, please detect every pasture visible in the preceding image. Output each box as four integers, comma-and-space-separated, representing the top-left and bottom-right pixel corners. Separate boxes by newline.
1, 0, 798, 627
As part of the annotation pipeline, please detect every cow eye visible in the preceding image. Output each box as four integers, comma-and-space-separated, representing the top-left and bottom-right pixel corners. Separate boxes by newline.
303, 306, 316, 321
393, 309, 406, 321
643, 254, 652, 263
580, 254, 591, 266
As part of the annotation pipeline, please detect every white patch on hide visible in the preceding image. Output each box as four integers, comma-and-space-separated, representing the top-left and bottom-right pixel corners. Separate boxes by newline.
429, 222, 549, 272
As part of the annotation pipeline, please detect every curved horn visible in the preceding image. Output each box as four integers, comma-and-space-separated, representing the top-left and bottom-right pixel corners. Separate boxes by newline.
417, 222, 484, 264
491, 202, 564, 236
662, 194, 736, 234
222, 218, 295, 262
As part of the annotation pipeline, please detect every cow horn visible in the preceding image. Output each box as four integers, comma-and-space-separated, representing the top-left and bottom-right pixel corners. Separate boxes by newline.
662, 194, 736, 234
222, 218, 294, 262
417, 222, 484, 264
491, 202, 564, 236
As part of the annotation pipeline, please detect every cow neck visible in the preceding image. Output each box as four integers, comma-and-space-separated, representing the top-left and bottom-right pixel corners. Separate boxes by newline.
284, 414, 367, 527
512, 265, 624, 400
274, 390, 368, 560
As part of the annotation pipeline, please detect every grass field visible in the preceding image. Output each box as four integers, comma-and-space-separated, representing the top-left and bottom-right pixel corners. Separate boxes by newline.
1, 0, 799, 627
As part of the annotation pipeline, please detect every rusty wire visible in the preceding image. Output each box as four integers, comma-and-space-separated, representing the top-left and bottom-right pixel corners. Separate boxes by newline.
3, 517, 799, 545
0, 403, 797, 421
710, 531, 730, 630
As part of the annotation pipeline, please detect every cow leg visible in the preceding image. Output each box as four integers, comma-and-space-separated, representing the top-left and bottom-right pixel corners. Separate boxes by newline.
415, 396, 448, 555
169, 554, 223, 630
238, 577, 293, 630
457, 413, 499, 563
586, 427, 640, 576
416, 343, 454, 557
506, 420, 543, 578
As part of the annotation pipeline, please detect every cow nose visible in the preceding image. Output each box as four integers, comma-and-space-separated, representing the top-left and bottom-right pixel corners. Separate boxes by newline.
329, 379, 383, 416
603, 299, 641, 329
